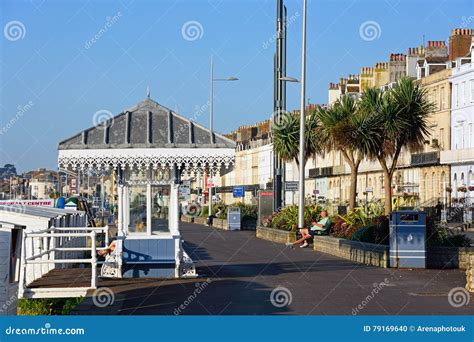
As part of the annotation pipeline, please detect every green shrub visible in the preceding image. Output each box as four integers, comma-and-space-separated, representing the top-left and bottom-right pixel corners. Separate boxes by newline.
270, 204, 324, 231
199, 202, 228, 218
200, 205, 209, 217
350, 216, 389, 244
373, 216, 390, 245
214, 202, 228, 219
18, 297, 84, 316
331, 202, 386, 241
329, 217, 348, 238
351, 225, 376, 242
233, 202, 258, 221
271, 206, 298, 231
426, 219, 472, 247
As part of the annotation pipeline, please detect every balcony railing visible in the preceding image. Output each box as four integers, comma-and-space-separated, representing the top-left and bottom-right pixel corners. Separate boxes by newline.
411, 151, 440, 166
309, 167, 334, 178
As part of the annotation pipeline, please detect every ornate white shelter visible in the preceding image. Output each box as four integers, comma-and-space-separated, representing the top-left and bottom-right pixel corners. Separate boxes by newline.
58, 97, 235, 278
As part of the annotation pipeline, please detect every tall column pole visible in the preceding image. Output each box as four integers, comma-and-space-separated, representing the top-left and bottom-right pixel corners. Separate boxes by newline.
208, 56, 214, 221
297, 0, 307, 230
281, 5, 287, 208
77, 170, 81, 196
273, 0, 284, 212
209, 55, 214, 141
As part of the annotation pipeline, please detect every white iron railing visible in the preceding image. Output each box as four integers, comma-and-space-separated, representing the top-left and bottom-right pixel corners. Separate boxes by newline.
18, 226, 109, 298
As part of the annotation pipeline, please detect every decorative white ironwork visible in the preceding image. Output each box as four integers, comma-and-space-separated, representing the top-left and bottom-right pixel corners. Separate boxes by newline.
58, 148, 235, 174
179, 250, 197, 278
124, 179, 172, 186
100, 251, 120, 278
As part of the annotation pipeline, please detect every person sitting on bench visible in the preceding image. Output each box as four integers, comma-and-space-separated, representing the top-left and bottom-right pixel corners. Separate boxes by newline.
286, 210, 330, 248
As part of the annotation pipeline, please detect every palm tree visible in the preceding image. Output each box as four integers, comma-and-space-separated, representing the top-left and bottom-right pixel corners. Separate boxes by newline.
317, 95, 380, 211
272, 110, 322, 170
359, 77, 434, 215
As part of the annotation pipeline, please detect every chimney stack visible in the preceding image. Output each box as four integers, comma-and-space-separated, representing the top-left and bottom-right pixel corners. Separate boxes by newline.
425, 40, 448, 58
449, 28, 473, 61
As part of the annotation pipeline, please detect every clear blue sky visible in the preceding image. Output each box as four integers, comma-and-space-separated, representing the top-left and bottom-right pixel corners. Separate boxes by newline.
0, 0, 472, 172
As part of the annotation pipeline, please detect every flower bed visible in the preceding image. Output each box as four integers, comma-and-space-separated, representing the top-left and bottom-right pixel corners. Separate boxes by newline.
261, 203, 323, 231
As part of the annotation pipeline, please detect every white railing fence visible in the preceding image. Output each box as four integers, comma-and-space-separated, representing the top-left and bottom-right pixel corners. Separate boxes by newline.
18, 226, 109, 298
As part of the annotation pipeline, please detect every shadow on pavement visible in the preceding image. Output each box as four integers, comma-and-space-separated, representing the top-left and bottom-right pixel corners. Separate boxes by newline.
73, 278, 290, 315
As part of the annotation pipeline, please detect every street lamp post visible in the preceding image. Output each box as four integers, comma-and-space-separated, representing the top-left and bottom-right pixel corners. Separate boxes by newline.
208, 55, 238, 223
297, 0, 307, 230
276, 75, 299, 209
280, 76, 299, 83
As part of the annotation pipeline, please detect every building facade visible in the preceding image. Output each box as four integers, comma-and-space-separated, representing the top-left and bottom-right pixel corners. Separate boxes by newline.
441, 30, 474, 200
218, 28, 473, 212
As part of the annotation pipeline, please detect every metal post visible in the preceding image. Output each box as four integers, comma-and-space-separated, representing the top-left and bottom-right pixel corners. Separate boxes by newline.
209, 56, 214, 223
210, 55, 214, 143
42, 235, 48, 275
297, 0, 307, 230
207, 56, 237, 220
281, 4, 287, 208
146, 169, 152, 235
18, 231, 27, 297
208, 169, 213, 223
30, 236, 35, 280
105, 226, 109, 247
273, 0, 289, 212
50, 230, 56, 270
91, 231, 97, 289
170, 164, 181, 235
77, 170, 81, 196
117, 168, 124, 236
100, 175, 104, 224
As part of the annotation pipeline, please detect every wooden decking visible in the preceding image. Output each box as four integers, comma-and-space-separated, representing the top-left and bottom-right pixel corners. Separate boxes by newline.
27, 267, 197, 297
28, 268, 96, 289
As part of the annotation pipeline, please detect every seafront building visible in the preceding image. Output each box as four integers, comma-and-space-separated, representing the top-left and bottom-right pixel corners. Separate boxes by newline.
218, 121, 273, 204
218, 28, 474, 212
441, 29, 474, 199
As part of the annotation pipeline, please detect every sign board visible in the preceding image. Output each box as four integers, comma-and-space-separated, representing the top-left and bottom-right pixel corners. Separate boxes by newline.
258, 190, 274, 226
70, 178, 78, 195
285, 181, 299, 192
206, 178, 218, 188
0, 199, 54, 207
232, 186, 245, 198
64, 200, 77, 210
178, 186, 191, 200
365, 187, 373, 193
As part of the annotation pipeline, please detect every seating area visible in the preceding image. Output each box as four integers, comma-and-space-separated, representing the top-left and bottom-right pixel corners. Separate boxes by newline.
294, 211, 333, 247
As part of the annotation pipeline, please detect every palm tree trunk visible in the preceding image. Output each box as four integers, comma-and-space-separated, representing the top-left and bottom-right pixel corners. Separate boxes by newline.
341, 151, 360, 212
349, 166, 358, 211
383, 168, 392, 215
